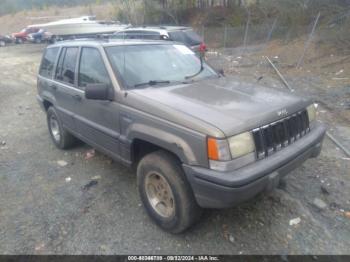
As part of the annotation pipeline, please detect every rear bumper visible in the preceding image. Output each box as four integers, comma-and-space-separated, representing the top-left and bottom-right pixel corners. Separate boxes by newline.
183, 123, 326, 208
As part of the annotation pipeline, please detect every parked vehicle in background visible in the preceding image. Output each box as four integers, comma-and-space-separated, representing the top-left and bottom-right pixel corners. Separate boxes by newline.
27, 29, 54, 44
12, 27, 40, 44
0, 35, 13, 47
28, 16, 129, 40
37, 39, 325, 233
112, 26, 207, 54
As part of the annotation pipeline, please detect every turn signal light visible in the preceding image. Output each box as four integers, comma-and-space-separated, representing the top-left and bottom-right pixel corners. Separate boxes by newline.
207, 137, 231, 161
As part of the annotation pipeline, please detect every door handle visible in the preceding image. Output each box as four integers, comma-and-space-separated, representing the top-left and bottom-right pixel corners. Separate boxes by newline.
72, 94, 82, 101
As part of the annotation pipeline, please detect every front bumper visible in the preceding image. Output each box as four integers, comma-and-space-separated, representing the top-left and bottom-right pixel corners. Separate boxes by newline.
183, 122, 326, 208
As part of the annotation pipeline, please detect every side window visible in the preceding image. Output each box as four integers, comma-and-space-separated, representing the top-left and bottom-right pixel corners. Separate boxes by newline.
39, 47, 59, 78
55, 47, 78, 85
124, 31, 139, 39
143, 31, 161, 40
113, 32, 127, 39
55, 47, 66, 81
78, 48, 110, 88
113, 31, 135, 39
121, 31, 160, 40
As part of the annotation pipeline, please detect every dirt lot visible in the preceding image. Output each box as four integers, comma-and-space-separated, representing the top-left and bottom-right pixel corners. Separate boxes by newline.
0, 44, 349, 255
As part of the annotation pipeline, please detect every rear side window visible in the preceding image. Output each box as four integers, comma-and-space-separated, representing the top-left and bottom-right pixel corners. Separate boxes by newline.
113, 31, 137, 39
139, 31, 161, 40
115, 30, 161, 40
39, 47, 59, 78
55, 47, 78, 85
169, 30, 202, 46
78, 48, 110, 88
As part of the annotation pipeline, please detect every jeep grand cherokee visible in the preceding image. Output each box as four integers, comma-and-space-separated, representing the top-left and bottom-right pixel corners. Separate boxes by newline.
37, 39, 326, 233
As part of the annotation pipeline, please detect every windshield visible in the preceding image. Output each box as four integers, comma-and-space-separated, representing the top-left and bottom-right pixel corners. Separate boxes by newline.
105, 44, 217, 89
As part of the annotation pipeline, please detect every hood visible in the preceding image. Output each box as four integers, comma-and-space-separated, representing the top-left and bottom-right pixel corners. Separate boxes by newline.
130, 76, 311, 137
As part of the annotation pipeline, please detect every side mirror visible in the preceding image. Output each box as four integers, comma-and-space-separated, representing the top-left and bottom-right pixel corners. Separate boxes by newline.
85, 83, 113, 101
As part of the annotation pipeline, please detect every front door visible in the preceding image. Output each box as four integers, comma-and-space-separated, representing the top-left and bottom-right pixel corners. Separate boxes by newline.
73, 47, 120, 156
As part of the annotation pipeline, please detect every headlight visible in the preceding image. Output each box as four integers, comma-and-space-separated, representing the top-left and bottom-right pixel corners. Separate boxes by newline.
207, 132, 256, 162
307, 104, 317, 122
228, 131, 255, 159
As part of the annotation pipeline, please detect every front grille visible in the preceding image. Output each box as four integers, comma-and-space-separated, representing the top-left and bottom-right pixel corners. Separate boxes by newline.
252, 110, 310, 159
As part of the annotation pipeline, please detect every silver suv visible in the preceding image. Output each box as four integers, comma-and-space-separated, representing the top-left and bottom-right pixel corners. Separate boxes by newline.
112, 26, 206, 53
37, 39, 326, 233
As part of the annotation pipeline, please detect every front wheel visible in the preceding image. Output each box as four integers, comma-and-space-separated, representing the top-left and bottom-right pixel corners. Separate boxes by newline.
137, 150, 202, 233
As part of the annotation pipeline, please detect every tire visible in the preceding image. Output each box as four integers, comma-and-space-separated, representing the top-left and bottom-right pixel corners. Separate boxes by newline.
137, 150, 202, 233
16, 38, 23, 44
35, 38, 41, 44
46, 106, 77, 149
0, 41, 5, 47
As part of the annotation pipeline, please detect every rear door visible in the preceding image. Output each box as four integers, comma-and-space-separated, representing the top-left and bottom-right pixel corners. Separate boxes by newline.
74, 47, 121, 156
53, 46, 81, 133
37, 46, 60, 104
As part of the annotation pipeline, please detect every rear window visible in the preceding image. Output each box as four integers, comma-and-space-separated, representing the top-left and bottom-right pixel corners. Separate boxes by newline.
169, 29, 202, 46
39, 47, 59, 78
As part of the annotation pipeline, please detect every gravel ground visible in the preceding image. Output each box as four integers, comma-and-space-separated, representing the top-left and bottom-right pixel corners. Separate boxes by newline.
0, 44, 349, 255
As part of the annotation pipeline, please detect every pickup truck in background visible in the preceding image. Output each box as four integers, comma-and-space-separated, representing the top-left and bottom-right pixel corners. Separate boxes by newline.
12, 27, 40, 44
27, 29, 54, 44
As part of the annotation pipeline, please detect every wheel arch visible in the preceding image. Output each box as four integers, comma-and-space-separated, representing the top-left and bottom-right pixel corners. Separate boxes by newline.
131, 138, 183, 168
128, 125, 198, 167
43, 99, 53, 111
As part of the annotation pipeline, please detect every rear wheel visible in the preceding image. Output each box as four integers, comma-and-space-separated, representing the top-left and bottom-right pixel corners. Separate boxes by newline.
137, 150, 202, 233
47, 107, 77, 149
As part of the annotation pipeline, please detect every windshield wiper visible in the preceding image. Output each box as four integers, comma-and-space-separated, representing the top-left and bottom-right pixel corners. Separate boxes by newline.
134, 80, 170, 88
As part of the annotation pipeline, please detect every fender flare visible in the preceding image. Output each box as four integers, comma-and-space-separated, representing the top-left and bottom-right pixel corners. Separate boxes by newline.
127, 123, 198, 165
